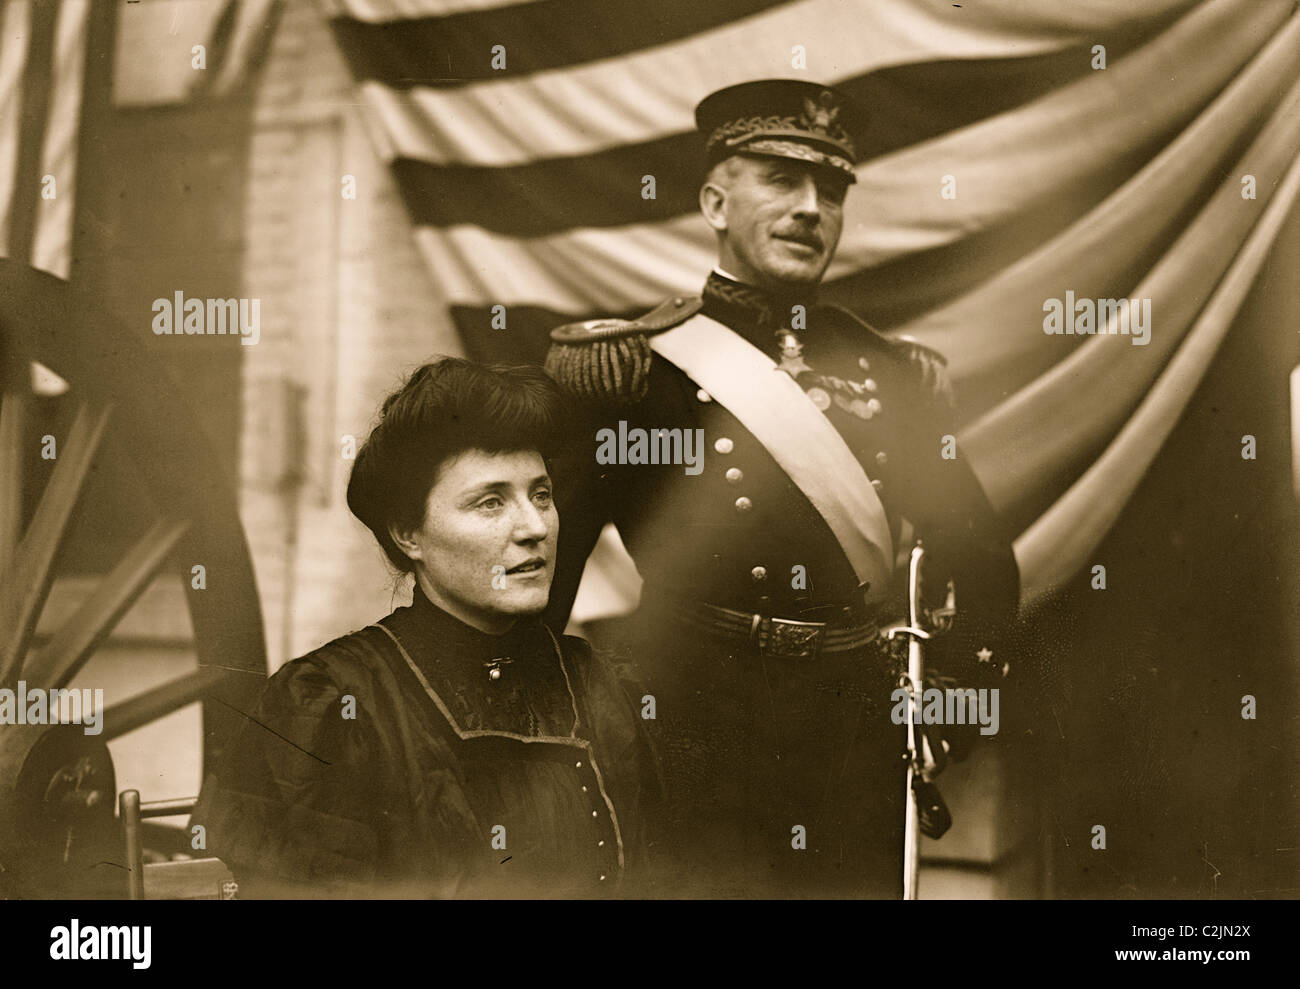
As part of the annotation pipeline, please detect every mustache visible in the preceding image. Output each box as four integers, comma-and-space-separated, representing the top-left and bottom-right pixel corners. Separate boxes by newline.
772, 228, 825, 250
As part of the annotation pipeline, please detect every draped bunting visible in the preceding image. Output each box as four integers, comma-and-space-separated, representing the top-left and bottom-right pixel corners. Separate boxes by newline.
321, 0, 1300, 616
903, 10, 1300, 392
1016, 149, 1300, 606
963, 71, 1300, 524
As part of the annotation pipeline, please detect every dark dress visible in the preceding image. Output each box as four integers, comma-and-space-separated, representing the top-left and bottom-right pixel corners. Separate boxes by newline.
190, 585, 659, 898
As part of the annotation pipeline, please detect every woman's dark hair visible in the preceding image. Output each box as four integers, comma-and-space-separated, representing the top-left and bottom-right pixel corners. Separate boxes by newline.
347, 357, 570, 572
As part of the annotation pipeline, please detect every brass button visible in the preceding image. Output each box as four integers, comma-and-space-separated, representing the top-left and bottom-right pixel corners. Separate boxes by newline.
581, 785, 588, 792
858, 357, 870, 371
863, 378, 878, 393
599, 874, 606, 881
575, 761, 582, 768
591, 810, 598, 818
725, 467, 743, 484
875, 451, 888, 466
866, 398, 882, 417
734, 496, 753, 513
751, 566, 768, 582
714, 437, 734, 454
871, 479, 883, 491
598, 840, 605, 847
696, 388, 712, 403
673, 296, 685, 306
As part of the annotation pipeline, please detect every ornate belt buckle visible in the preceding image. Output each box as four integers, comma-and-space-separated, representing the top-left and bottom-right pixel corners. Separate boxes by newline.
762, 617, 826, 659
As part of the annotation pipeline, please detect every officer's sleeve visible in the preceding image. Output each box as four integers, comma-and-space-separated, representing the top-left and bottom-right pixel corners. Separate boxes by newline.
924, 451, 1020, 680
542, 396, 622, 630
899, 348, 1020, 687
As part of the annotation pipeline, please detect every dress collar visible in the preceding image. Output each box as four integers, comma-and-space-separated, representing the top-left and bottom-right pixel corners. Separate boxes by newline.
402, 582, 539, 667
380, 583, 576, 735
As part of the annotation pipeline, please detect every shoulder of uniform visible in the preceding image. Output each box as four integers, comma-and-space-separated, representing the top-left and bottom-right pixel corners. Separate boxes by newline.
817, 302, 895, 347
891, 334, 954, 408
548, 294, 702, 344
819, 304, 953, 406
546, 295, 702, 405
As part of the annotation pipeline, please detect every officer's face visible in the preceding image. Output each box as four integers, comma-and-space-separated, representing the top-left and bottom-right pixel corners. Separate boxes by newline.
392, 449, 558, 634
703, 155, 849, 288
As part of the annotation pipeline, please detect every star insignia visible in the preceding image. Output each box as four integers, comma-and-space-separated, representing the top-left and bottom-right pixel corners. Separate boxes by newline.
976, 647, 993, 665
778, 355, 812, 377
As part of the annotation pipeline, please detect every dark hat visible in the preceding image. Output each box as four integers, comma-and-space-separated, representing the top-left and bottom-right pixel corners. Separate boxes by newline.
694, 79, 864, 182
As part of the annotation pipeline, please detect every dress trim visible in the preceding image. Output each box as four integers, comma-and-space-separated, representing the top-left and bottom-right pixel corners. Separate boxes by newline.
369, 622, 626, 872
371, 622, 579, 744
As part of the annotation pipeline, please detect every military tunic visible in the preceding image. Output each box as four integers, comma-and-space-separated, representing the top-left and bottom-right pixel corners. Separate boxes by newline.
545, 270, 1019, 897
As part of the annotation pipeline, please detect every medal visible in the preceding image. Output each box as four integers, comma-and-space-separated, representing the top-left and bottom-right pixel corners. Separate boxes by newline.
775, 329, 812, 376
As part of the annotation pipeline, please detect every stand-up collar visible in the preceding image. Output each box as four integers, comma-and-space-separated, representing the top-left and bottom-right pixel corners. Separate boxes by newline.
409, 582, 541, 662
700, 269, 820, 348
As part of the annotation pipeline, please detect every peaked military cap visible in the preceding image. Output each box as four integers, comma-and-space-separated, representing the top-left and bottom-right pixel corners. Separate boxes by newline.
695, 78, 866, 181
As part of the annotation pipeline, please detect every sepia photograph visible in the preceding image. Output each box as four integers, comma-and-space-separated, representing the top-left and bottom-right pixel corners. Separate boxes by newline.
0, 0, 1297, 961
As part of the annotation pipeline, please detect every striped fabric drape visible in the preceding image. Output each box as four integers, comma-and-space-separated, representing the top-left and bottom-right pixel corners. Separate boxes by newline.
326, 0, 1300, 614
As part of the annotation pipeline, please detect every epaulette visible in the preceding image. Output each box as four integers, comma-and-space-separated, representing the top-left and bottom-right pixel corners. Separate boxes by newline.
545, 295, 702, 405
821, 303, 954, 409
892, 334, 955, 409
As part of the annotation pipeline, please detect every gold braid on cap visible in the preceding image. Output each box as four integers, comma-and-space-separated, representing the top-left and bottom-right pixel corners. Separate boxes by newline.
545, 296, 703, 406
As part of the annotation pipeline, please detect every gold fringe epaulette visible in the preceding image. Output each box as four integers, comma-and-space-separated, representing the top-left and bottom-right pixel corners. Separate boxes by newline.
545, 295, 702, 405
820, 302, 955, 409
892, 334, 955, 409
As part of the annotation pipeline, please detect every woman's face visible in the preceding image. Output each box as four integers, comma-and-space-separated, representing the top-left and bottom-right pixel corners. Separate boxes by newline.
391, 448, 558, 634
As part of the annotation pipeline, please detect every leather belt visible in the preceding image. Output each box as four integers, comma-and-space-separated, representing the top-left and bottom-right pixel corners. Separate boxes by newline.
666, 599, 883, 659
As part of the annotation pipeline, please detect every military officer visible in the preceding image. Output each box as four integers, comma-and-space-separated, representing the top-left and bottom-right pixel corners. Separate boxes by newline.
543, 79, 1019, 897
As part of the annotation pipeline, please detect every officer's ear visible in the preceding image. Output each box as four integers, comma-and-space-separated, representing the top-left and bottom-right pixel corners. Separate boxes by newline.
699, 179, 728, 232
700, 158, 737, 232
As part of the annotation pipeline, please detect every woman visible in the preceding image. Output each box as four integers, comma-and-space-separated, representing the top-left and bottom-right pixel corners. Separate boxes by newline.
191, 358, 658, 898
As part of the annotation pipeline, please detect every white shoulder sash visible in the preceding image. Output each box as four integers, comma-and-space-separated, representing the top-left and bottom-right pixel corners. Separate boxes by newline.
649, 312, 894, 598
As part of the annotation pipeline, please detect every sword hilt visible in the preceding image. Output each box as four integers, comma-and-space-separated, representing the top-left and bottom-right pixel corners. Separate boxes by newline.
886, 624, 930, 641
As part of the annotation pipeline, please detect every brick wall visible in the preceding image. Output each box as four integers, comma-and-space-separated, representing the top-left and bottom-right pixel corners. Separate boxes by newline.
238, 0, 459, 671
